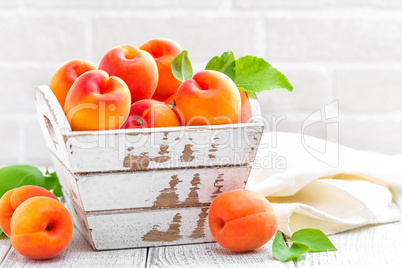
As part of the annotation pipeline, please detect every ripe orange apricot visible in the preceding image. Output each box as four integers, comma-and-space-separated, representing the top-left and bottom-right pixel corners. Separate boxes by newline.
10, 196, 73, 259
49, 59, 97, 109
99, 44, 158, 103
208, 189, 278, 252
122, 99, 181, 128
175, 70, 241, 126
0, 185, 58, 237
140, 38, 184, 101
164, 92, 176, 106
164, 93, 185, 126
64, 70, 131, 131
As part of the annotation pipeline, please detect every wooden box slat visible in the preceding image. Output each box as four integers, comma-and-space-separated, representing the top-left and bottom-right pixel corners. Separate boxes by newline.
35, 85, 264, 174
52, 154, 251, 212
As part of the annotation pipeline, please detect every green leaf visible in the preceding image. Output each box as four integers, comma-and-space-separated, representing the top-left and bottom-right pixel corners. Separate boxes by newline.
44, 169, 63, 198
0, 228, 6, 239
205, 51, 236, 79
0, 165, 63, 199
171, 50, 193, 82
290, 228, 337, 252
272, 232, 310, 262
233, 56, 293, 93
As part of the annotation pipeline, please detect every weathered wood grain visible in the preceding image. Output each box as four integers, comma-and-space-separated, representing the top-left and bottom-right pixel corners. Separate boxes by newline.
298, 221, 402, 267
66, 123, 263, 173
0, 228, 147, 268
35, 86, 73, 171
0, 238, 11, 266
35, 85, 264, 174
85, 206, 214, 250
55, 159, 251, 212
147, 240, 294, 268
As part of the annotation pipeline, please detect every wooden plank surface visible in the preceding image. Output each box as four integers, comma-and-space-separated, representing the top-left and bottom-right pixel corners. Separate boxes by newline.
0, 228, 147, 268
298, 220, 402, 267
0, 238, 11, 265
147, 240, 294, 268
1, 221, 402, 267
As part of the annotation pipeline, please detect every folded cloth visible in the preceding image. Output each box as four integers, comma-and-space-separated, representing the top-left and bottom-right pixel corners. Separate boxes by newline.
246, 132, 402, 237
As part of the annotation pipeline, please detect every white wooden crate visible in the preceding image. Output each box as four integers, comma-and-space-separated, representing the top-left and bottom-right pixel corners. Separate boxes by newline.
35, 85, 264, 250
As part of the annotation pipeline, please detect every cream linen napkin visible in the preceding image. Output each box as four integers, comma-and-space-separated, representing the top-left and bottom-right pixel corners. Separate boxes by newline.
246, 132, 402, 237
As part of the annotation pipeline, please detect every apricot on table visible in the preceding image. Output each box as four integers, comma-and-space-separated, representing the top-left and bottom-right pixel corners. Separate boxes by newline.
140, 38, 184, 101
64, 70, 131, 131
208, 189, 278, 252
99, 44, 158, 103
49, 59, 97, 109
175, 70, 241, 126
122, 99, 181, 129
0, 185, 58, 237
10, 196, 73, 259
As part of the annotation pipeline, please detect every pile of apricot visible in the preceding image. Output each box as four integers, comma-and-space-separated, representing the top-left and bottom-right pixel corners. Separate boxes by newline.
49, 38, 251, 131
0, 186, 73, 259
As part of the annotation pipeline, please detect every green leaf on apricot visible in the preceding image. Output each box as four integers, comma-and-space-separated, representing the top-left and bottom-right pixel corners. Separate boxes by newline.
0, 165, 63, 199
205, 51, 236, 80
290, 228, 337, 252
171, 50, 193, 82
272, 232, 310, 262
234, 56, 293, 93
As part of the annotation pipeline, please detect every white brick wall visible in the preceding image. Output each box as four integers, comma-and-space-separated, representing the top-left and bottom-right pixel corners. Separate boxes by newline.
0, 0, 401, 165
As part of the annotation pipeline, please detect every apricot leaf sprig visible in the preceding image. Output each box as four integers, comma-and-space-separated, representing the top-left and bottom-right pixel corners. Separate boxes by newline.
172, 50, 293, 93
171, 50, 193, 82
0, 165, 63, 199
273, 228, 337, 262
205, 51, 236, 80
206, 51, 293, 93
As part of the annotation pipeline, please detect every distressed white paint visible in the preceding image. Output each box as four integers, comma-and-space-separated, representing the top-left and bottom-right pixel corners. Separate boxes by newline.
55, 159, 250, 212
88, 206, 213, 250
35, 85, 264, 173
35, 86, 73, 171
63, 192, 94, 250
65, 196, 214, 250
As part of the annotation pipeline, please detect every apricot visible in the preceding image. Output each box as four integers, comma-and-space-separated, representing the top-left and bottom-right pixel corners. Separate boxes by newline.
10, 196, 73, 259
122, 99, 181, 128
0, 185, 58, 237
99, 44, 158, 103
175, 70, 241, 126
164, 93, 185, 126
140, 38, 184, 101
208, 189, 278, 252
64, 70, 131, 131
164, 92, 176, 106
49, 59, 97, 109
239, 91, 252, 123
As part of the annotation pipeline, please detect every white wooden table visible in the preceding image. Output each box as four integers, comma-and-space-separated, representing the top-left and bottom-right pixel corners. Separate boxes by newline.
1, 220, 401, 267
